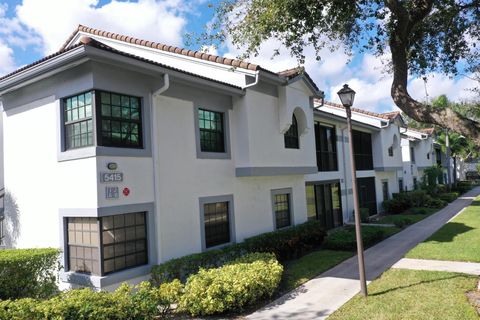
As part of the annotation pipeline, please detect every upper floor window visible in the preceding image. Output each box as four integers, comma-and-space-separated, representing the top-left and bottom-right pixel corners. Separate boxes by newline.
284, 114, 299, 149
427, 152, 430, 160
315, 122, 338, 171
63, 90, 143, 151
352, 130, 373, 170
98, 92, 142, 148
199, 109, 225, 153
388, 146, 394, 157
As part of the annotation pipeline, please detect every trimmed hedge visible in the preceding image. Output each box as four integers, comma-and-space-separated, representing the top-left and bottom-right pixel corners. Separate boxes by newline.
324, 226, 388, 251
0, 280, 183, 320
151, 220, 325, 285
178, 253, 283, 316
0, 248, 61, 300
383, 190, 447, 214
438, 192, 460, 203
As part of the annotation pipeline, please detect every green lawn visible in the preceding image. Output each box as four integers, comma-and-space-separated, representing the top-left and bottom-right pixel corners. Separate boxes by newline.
375, 207, 438, 226
329, 269, 479, 320
281, 250, 353, 292
407, 197, 480, 262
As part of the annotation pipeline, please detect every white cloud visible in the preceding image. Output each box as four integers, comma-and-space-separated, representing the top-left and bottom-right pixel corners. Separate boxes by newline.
408, 73, 478, 103
15, 0, 188, 54
200, 44, 218, 55
0, 40, 15, 75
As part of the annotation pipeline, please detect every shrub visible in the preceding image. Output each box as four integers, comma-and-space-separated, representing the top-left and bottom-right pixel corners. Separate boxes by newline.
151, 220, 325, 285
437, 184, 447, 193
0, 280, 183, 320
0, 248, 61, 300
426, 198, 447, 208
393, 217, 413, 228
438, 192, 459, 203
324, 226, 386, 251
382, 198, 408, 214
409, 207, 428, 215
359, 208, 369, 222
178, 253, 282, 316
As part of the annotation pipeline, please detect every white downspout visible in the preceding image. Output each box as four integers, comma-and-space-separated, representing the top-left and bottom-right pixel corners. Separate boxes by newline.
151, 74, 170, 264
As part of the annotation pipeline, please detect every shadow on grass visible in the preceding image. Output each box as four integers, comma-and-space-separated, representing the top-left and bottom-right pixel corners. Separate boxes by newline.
370, 274, 465, 297
422, 222, 474, 243
466, 200, 480, 206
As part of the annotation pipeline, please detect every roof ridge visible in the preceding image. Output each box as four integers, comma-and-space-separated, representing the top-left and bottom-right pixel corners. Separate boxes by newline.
320, 100, 391, 120
61, 24, 262, 72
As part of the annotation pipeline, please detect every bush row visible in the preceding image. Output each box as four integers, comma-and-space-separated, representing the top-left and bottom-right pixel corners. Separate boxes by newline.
151, 220, 325, 285
0, 248, 61, 300
438, 192, 460, 203
0, 253, 281, 319
382, 190, 447, 214
323, 226, 388, 251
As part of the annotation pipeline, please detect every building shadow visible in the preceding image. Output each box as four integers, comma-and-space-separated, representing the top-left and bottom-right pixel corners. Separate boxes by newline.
422, 222, 474, 243
3, 191, 20, 248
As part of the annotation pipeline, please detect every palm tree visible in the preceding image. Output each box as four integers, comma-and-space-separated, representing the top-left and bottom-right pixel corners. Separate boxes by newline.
436, 131, 469, 187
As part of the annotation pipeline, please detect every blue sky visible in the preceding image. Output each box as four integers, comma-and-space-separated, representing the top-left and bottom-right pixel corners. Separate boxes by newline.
0, 0, 476, 113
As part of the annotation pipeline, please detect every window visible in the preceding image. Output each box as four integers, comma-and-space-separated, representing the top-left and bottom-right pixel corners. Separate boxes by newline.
64, 92, 94, 149
398, 178, 404, 193
66, 212, 147, 276
63, 90, 143, 151
382, 181, 389, 202
352, 130, 373, 170
98, 91, 142, 148
388, 146, 394, 157
410, 147, 416, 163
198, 109, 225, 153
306, 182, 343, 230
273, 194, 291, 229
436, 149, 442, 165
284, 114, 299, 149
413, 177, 418, 190
427, 152, 430, 160
315, 122, 338, 171
357, 177, 377, 216
204, 202, 230, 248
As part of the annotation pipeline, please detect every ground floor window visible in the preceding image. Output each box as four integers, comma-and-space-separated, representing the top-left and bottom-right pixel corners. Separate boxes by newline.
398, 178, 404, 193
204, 201, 230, 248
66, 212, 147, 276
273, 193, 291, 229
357, 177, 377, 216
306, 182, 342, 230
382, 180, 389, 202
413, 177, 418, 190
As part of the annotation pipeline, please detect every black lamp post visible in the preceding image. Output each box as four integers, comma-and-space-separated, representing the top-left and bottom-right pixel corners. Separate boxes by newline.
337, 84, 368, 297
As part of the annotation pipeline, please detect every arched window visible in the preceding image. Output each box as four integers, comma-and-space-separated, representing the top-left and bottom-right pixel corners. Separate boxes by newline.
284, 114, 299, 149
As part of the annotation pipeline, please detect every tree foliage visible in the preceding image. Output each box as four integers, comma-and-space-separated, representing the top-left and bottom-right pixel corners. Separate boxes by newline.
204, 0, 480, 142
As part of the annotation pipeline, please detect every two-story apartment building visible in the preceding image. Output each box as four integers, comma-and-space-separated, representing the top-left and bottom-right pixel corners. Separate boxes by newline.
0, 26, 323, 289
305, 102, 404, 226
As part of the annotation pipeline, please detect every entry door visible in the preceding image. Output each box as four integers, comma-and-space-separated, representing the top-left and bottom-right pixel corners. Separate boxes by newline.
314, 182, 343, 230
357, 177, 377, 216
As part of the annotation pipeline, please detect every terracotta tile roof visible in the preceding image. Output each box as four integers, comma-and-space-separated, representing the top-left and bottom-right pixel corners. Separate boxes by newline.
277, 67, 320, 92
61, 25, 266, 72
381, 111, 401, 120
319, 100, 393, 120
407, 127, 435, 136
0, 37, 242, 90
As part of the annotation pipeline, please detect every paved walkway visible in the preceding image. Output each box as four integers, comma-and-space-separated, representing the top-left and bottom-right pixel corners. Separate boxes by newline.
247, 187, 480, 320
392, 258, 480, 276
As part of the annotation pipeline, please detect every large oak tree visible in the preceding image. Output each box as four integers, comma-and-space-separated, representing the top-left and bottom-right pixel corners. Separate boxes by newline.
205, 0, 480, 143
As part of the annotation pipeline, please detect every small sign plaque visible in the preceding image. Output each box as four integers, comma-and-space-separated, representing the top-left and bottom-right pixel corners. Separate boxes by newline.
105, 186, 119, 199
100, 172, 123, 183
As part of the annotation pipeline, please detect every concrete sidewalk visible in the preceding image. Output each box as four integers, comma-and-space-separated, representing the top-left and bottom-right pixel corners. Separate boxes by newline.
247, 187, 480, 320
392, 258, 480, 276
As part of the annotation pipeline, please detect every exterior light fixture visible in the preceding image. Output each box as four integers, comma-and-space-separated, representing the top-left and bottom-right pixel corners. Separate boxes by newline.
107, 162, 118, 170
337, 83, 367, 297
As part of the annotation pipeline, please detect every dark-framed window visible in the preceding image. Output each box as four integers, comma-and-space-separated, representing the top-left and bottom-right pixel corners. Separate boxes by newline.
388, 146, 394, 157
382, 180, 389, 201
410, 147, 416, 163
306, 182, 343, 230
199, 109, 225, 153
204, 201, 230, 248
63, 90, 143, 151
66, 212, 147, 276
274, 193, 291, 229
97, 91, 142, 148
436, 148, 442, 166
284, 114, 299, 149
352, 130, 373, 170
413, 177, 418, 190
398, 178, 404, 193
64, 92, 94, 150
315, 122, 338, 171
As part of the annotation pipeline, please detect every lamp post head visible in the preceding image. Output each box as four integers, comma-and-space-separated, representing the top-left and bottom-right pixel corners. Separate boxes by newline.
337, 84, 356, 108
